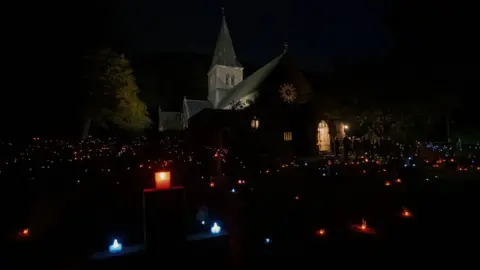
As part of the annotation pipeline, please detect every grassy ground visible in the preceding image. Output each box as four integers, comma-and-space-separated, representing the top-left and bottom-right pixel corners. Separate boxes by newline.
7, 161, 480, 268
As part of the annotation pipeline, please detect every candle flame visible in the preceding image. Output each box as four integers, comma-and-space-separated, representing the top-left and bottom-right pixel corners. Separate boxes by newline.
361, 219, 367, 230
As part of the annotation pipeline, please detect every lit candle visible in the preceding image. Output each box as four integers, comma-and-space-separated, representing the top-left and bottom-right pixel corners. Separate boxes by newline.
109, 239, 123, 253
352, 218, 375, 234
18, 228, 29, 238
210, 222, 221, 234
360, 219, 367, 230
401, 207, 412, 218
154, 171, 171, 190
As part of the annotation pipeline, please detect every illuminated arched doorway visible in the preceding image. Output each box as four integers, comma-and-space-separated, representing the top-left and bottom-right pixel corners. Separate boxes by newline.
317, 121, 331, 152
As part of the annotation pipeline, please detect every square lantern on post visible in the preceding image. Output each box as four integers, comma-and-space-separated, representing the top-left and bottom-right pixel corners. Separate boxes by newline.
154, 171, 171, 190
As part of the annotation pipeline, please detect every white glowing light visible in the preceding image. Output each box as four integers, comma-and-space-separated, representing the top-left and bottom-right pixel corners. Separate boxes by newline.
211, 222, 221, 234
109, 239, 123, 253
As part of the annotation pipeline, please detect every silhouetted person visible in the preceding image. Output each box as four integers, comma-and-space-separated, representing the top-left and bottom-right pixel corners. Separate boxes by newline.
334, 137, 340, 157
362, 138, 371, 156
456, 138, 462, 151
343, 136, 352, 160
353, 137, 361, 158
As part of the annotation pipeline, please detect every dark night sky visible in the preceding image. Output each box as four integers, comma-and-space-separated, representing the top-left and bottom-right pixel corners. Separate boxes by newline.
116, 0, 393, 71
2, 0, 478, 136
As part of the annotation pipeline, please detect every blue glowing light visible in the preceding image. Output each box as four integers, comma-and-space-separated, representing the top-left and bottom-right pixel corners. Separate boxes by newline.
109, 239, 123, 253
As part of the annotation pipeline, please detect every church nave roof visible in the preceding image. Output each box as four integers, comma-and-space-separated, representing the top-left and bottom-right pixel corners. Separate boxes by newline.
217, 52, 285, 109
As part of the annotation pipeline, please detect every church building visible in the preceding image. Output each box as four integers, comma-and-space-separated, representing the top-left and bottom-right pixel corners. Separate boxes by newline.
157, 10, 348, 156
179, 12, 285, 128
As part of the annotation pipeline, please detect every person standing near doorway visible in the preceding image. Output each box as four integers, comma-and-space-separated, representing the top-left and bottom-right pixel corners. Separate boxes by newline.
343, 136, 352, 160
334, 137, 341, 157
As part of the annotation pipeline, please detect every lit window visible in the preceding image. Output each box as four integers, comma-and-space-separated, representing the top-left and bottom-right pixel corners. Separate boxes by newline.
284, 132, 292, 141
226, 74, 230, 86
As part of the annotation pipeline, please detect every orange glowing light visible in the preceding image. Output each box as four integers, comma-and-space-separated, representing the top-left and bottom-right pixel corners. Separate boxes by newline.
209, 182, 215, 187
352, 218, 375, 234
18, 228, 29, 238
395, 178, 401, 183
154, 171, 171, 190
316, 229, 326, 236
401, 207, 412, 218
384, 180, 391, 186
360, 219, 367, 230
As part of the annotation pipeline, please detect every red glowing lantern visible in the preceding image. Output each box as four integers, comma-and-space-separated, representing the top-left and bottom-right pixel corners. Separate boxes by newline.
154, 171, 171, 190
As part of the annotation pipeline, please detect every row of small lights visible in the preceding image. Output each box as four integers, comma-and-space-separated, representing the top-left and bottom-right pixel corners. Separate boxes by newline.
11, 138, 479, 254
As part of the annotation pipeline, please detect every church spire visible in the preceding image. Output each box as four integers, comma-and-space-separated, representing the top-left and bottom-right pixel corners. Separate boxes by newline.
210, 8, 242, 70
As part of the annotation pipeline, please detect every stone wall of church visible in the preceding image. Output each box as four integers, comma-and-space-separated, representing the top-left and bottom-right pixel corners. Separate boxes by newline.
158, 111, 182, 131
208, 65, 244, 107
334, 122, 347, 139
208, 65, 243, 90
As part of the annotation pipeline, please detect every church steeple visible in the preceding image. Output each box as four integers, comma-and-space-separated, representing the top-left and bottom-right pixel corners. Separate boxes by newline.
208, 8, 244, 108
210, 8, 242, 70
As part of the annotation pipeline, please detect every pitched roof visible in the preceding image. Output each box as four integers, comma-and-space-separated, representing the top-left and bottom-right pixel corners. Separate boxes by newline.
210, 15, 242, 70
217, 52, 285, 109
183, 98, 213, 120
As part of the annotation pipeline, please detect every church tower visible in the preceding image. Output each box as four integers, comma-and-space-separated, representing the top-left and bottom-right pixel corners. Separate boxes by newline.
208, 9, 243, 108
